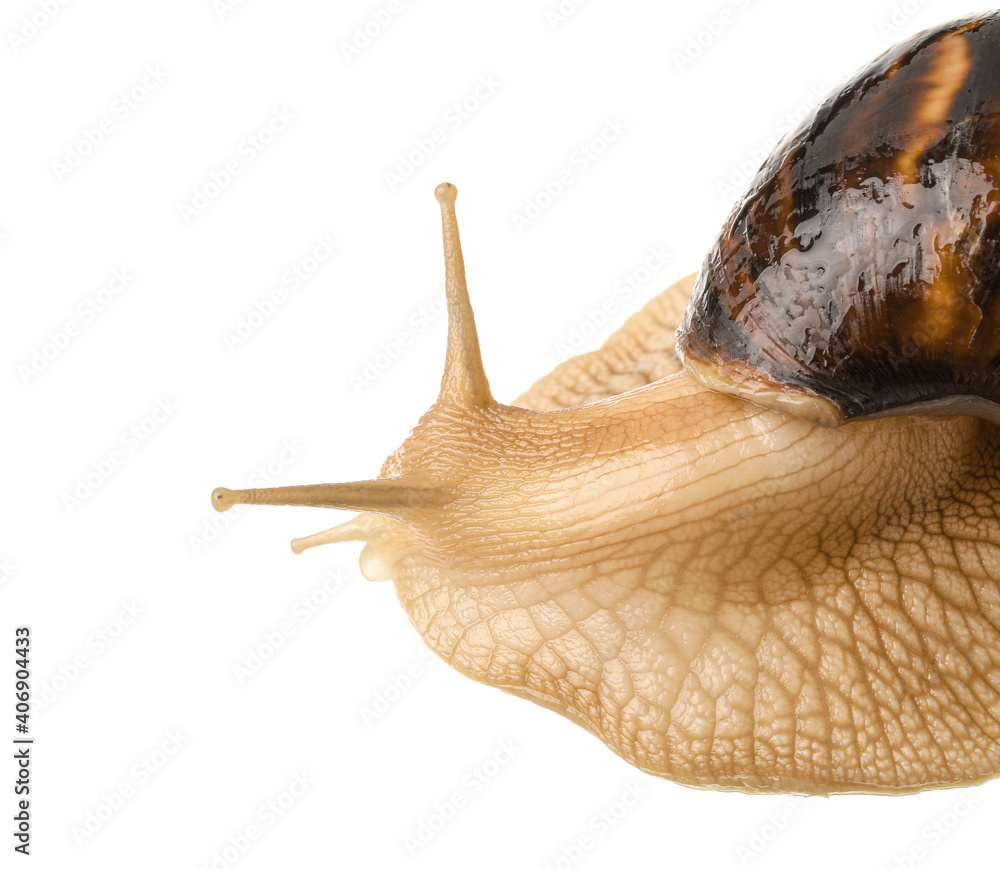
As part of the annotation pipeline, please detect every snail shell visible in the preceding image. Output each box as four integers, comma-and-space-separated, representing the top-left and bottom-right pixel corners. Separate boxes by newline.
678, 12, 1000, 427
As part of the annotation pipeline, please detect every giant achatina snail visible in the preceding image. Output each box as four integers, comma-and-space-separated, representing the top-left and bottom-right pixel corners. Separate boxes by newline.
212, 12, 1000, 794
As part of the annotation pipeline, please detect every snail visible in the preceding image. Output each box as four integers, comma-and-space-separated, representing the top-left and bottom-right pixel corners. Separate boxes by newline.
212, 12, 1000, 794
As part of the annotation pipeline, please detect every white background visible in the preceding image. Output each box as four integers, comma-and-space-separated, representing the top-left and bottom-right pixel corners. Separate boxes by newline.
3, 1, 997, 868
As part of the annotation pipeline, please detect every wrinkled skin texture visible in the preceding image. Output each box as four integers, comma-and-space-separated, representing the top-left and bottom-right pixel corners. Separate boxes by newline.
213, 159, 1000, 791
359, 274, 1000, 794
213, 253, 1000, 794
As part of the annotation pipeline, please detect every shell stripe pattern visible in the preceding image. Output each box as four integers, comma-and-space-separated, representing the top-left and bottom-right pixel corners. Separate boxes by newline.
679, 13, 1000, 422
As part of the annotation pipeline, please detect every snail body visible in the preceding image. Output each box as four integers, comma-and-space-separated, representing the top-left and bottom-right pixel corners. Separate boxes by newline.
213, 13, 1000, 794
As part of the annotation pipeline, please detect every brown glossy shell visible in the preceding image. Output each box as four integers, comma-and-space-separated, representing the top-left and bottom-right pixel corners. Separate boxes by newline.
677, 13, 1000, 426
